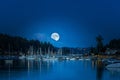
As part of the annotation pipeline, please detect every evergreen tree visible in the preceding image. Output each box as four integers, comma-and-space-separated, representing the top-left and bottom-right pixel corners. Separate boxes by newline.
96, 35, 103, 54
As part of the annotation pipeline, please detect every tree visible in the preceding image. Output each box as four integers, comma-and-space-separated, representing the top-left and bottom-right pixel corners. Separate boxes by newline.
96, 35, 103, 54
0, 33, 55, 55
108, 39, 120, 49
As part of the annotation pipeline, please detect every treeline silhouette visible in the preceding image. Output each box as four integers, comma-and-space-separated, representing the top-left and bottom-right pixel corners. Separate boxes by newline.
106, 39, 120, 49
0, 34, 54, 55
91, 35, 120, 55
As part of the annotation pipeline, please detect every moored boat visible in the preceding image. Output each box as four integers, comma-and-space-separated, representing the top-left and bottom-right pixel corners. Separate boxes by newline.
106, 63, 120, 68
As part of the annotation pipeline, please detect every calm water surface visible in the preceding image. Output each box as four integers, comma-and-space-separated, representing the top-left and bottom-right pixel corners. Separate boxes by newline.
0, 60, 120, 80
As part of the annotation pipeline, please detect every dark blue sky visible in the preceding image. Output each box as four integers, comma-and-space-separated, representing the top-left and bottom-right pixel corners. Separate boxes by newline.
0, 0, 120, 47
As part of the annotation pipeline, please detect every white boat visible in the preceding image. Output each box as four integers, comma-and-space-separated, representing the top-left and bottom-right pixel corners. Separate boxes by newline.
19, 55, 25, 59
5, 60, 13, 64
106, 63, 120, 72
106, 63, 120, 68
103, 58, 120, 65
43, 57, 58, 61
84, 58, 90, 60
107, 59, 120, 64
107, 67, 120, 72
70, 58, 76, 60
26, 55, 35, 60
79, 58, 84, 60
66, 57, 70, 60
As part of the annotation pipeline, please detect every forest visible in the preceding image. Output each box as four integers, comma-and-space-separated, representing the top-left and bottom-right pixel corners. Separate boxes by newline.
0, 33, 54, 55
0, 34, 120, 56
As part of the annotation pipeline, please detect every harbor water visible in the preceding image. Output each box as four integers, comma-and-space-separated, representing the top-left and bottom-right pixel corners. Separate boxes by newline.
0, 60, 119, 80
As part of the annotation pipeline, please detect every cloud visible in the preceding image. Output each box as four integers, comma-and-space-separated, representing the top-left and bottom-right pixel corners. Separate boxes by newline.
34, 33, 47, 41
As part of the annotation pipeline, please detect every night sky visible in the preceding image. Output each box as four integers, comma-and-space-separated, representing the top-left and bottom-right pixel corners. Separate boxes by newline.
0, 0, 120, 47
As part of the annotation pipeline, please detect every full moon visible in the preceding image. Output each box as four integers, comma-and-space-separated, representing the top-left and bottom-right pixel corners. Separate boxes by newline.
51, 32, 60, 41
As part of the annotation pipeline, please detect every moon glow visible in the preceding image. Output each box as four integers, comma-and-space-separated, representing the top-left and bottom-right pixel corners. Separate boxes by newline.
51, 32, 60, 41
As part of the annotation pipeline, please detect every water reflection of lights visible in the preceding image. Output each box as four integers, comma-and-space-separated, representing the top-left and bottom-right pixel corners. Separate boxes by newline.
8, 62, 11, 80
92, 60, 96, 69
27, 60, 30, 79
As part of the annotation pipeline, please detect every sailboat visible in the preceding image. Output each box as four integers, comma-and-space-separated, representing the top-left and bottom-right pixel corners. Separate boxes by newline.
57, 48, 66, 60
50, 49, 58, 61
5, 44, 13, 64
43, 47, 51, 61
35, 47, 42, 60
69, 48, 76, 60
19, 52, 25, 59
43, 47, 58, 61
26, 46, 35, 60
106, 63, 120, 72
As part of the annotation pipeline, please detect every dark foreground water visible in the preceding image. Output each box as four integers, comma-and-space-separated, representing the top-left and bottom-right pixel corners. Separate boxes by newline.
0, 60, 120, 80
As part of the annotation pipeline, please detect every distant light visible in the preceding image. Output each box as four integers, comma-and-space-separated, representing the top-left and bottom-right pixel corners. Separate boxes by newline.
51, 32, 60, 41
